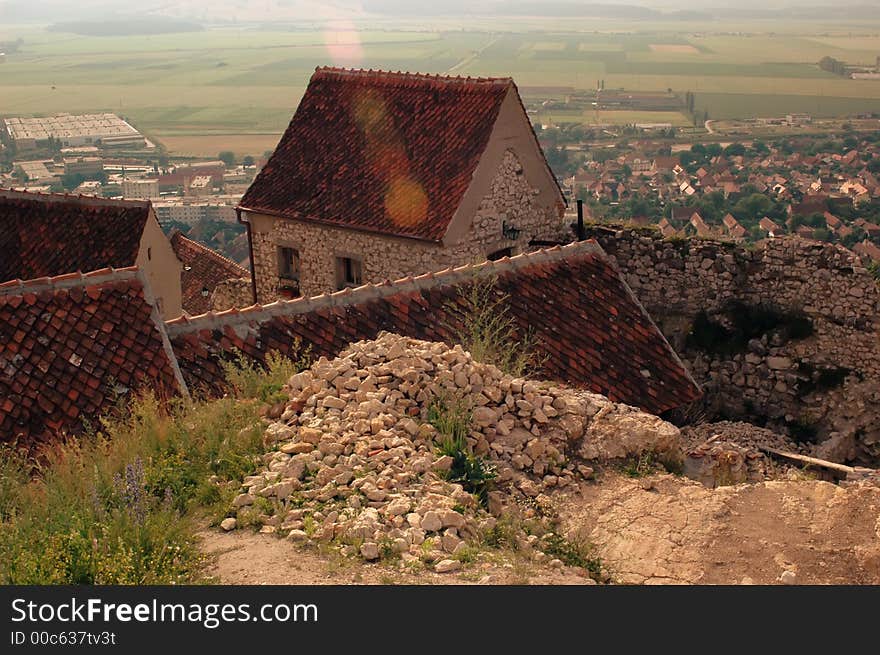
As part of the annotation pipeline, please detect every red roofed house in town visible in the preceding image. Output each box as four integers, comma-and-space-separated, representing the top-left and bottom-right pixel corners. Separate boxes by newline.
239, 67, 567, 303
759, 217, 783, 237
853, 239, 880, 262
169, 230, 249, 315
722, 213, 747, 240
0, 190, 183, 318
854, 218, 880, 237
689, 212, 714, 238
0, 267, 186, 449
657, 217, 677, 238
167, 240, 701, 417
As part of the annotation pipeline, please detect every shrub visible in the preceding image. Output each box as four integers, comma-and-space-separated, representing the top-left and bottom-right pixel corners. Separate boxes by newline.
428, 393, 496, 506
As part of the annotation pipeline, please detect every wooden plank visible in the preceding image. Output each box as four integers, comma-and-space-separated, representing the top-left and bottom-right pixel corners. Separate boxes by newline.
758, 446, 856, 474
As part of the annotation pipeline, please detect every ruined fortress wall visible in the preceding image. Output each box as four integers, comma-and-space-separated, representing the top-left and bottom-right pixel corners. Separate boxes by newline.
584, 226, 880, 463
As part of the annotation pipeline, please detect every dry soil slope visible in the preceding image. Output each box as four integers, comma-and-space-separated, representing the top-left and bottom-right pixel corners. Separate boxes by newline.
558, 473, 880, 585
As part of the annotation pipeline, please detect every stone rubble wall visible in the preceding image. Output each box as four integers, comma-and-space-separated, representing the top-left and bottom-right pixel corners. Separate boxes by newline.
210, 277, 254, 312
224, 333, 682, 569
583, 226, 880, 463
250, 150, 567, 301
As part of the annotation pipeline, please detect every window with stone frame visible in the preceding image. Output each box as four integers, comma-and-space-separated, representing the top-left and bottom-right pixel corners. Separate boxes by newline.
278, 246, 300, 281
335, 256, 363, 290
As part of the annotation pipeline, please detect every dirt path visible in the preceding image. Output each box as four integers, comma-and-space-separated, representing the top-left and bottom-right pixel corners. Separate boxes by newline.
198, 529, 594, 585
558, 473, 880, 585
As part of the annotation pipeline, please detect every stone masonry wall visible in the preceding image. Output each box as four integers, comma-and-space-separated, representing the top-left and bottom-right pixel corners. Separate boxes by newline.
250, 150, 566, 301
211, 277, 253, 311
584, 226, 880, 464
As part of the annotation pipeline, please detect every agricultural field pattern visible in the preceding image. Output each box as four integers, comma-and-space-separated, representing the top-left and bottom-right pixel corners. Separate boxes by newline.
1, 17, 879, 156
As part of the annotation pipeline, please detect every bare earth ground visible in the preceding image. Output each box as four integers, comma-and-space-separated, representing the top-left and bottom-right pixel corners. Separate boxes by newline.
557, 473, 880, 585
200, 472, 880, 585
199, 530, 592, 585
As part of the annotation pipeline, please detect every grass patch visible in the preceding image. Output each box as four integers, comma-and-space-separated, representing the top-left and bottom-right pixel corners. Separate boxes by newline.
221, 341, 311, 404
0, 352, 308, 584
540, 532, 607, 582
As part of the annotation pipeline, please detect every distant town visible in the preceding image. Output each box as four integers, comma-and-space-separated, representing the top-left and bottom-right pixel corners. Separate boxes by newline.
532, 113, 880, 264
2, 107, 880, 273
0, 112, 255, 265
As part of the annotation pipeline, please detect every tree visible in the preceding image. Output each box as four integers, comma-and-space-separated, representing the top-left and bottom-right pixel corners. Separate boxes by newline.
218, 151, 236, 167
242, 155, 255, 167
724, 143, 746, 157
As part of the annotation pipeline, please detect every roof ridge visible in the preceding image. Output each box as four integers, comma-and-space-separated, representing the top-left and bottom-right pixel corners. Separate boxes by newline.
0, 188, 152, 209
164, 241, 604, 335
171, 231, 248, 274
0, 265, 141, 296
313, 66, 513, 86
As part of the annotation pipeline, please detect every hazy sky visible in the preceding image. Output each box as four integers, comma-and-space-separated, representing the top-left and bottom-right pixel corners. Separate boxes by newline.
3, 0, 880, 24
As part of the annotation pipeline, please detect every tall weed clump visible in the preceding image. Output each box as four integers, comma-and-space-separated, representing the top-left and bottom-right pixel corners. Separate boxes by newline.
445, 276, 545, 378
0, 350, 309, 584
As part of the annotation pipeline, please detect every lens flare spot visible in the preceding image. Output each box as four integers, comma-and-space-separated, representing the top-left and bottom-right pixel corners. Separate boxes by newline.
352, 89, 387, 132
385, 176, 428, 228
323, 21, 364, 67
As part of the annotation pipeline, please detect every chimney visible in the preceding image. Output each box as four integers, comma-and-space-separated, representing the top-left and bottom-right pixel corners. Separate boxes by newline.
576, 199, 585, 241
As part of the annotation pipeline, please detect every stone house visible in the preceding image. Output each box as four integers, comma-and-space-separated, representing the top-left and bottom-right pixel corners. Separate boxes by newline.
169, 229, 249, 315
238, 67, 567, 302
0, 189, 183, 318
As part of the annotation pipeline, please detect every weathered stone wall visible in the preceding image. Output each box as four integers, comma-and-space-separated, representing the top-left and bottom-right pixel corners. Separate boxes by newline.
584, 226, 880, 463
248, 150, 566, 301
211, 277, 253, 311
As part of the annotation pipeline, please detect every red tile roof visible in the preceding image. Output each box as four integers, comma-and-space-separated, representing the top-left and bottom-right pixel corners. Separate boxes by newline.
0, 190, 152, 281
0, 268, 184, 449
240, 67, 535, 242
167, 241, 701, 415
170, 230, 249, 315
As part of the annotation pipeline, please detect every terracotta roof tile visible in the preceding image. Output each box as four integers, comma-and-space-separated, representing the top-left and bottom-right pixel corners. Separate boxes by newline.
0, 189, 152, 280
240, 67, 518, 242
169, 230, 248, 315
0, 268, 183, 449
167, 241, 701, 415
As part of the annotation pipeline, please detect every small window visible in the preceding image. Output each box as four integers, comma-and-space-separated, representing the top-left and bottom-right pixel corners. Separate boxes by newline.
278, 246, 300, 280
487, 247, 513, 261
336, 256, 363, 290
147, 247, 152, 261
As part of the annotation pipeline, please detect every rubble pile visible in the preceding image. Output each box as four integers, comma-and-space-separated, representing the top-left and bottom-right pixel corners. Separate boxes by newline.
681, 420, 807, 486
223, 332, 682, 571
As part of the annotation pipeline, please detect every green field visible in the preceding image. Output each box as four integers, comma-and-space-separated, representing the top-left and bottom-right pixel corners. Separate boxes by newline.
2, 20, 879, 156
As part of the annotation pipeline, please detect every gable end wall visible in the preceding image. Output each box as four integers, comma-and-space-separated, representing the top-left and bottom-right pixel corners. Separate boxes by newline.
248, 149, 567, 300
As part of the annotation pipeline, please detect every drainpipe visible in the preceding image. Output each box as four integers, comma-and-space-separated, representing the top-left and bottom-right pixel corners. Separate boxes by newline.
237, 207, 258, 305
576, 199, 585, 241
